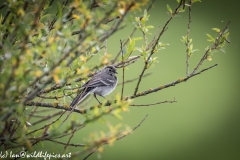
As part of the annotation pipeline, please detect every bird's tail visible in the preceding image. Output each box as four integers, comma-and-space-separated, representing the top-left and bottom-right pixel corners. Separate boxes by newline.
70, 87, 93, 108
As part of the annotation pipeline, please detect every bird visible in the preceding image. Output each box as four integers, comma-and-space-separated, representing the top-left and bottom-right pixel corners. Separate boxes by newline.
70, 65, 118, 108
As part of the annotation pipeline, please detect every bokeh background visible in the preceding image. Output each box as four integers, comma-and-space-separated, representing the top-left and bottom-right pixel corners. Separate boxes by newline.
34, 0, 239, 159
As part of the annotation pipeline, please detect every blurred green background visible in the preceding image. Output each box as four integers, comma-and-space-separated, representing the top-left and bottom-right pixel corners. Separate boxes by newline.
36, 0, 240, 159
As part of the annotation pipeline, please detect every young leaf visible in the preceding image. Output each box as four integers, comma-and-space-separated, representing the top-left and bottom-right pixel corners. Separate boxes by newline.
192, 0, 201, 3
206, 34, 215, 42
212, 28, 220, 32
145, 25, 154, 29
167, 4, 172, 15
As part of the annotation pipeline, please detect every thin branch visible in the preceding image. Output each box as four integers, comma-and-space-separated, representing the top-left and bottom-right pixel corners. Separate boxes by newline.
129, 63, 218, 100
185, 0, 192, 76
114, 56, 140, 68
117, 73, 152, 86
190, 21, 230, 76
26, 110, 66, 136
111, 0, 156, 64
63, 127, 79, 152
46, 139, 86, 147
31, 111, 63, 126
133, 2, 183, 96
130, 98, 177, 106
82, 114, 148, 160
25, 101, 85, 114
120, 39, 125, 100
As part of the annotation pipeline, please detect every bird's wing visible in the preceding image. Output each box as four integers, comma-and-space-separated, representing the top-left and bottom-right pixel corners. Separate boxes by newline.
82, 76, 113, 88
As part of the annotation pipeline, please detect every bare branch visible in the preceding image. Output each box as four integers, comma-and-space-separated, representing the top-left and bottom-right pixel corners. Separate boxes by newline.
46, 139, 86, 147
120, 39, 125, 100
130, 98, 177, 106
117, 73, 152, 86
129, 64, 218, 100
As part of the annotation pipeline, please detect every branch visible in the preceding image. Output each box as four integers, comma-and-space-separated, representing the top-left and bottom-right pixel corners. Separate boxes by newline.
82, 114, 148, 160
120, 39, 125, 100
190, 21, 230, 76
46, 139, 86, 147
133, 2, 183, 96
129, 64, 218, 100
130, 98, 177, 106
25, 101, 85, 114
185, 0, 192, 76
117, 73, 152, 86
26, 63, 217, 116
111, 0, 156, 63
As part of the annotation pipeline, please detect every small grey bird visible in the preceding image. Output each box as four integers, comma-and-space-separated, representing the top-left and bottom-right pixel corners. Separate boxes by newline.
70, 65, 118, 108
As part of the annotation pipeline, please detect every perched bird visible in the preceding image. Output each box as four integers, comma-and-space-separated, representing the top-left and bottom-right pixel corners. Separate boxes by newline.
70, 65, 118, 108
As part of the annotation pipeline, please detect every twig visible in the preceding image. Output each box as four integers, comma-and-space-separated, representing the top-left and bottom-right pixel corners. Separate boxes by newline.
111, 0, 156, 63
25, 101, 84, 114
63, 127, 79, 152
130, 98, 177, 106
31, 111, 63, 126
26, 110, 66, 136
190, 21, 230, 76
114, 56, 140, 68
185, 0, 192, 76
46, 139, 86, 147
117, 73, 152, 86
120, 39, 125, 100
82, 114, 148, 160
129, 64, 218, 100
133, 2, 183, 96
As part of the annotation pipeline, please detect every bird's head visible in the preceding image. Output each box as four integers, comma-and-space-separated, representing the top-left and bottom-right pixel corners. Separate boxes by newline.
104, 65, 118, 74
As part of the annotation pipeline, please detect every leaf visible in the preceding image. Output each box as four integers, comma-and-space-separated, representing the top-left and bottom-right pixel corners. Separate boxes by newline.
40, 14, 52, 23
143, 9, 147, 19
181, 35, 187, 44
167, 4, 172, 15
212, 28, 220, 32
123, 37, 135, 60
145, 25, 154, 29
192, 0, 201, 3
57, 2, 62, 18
207, 56, 212, 61
206, 34, 215, 42
134, 37, 143, 41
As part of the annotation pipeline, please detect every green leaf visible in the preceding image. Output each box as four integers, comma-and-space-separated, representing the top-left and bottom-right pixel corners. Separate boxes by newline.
181, 35, 187, 44
179, 8, 185, 12
145, 25, 154, 29
176, 0, 181, 3
212, 28, 220, 32
192, 0, 201, 3
167, 4, 172, 15
206, 34, 215, 42
134, 37, 143, 41
143, 9, 147, 19
40, 14, 52, 23
124, 37, 135, 59
57, 2, 62, 18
